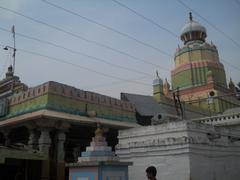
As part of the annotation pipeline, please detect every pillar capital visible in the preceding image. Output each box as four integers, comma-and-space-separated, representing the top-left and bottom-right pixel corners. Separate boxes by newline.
35, 119, 56, 128
54, 121, 71, 131
25, 121, 37, 130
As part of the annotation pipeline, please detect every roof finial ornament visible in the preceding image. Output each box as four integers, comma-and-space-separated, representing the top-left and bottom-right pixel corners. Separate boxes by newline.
189, 12, 193, 21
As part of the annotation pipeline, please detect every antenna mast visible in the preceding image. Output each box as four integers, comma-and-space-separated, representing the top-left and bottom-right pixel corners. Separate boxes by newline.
12, 25, 16, 74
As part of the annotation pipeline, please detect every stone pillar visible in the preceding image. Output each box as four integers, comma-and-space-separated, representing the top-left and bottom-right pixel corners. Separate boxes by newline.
28, 129, 38, 150
38, 128, 52, 180
35, 119, 56, 180
2, 129, 11, 146
54, 121, 70, 162
54, 121, 70, 180
38, 128, 51, 155
56, 130, 66, 180
26, 123, 38, 150
56, 130, 66, 162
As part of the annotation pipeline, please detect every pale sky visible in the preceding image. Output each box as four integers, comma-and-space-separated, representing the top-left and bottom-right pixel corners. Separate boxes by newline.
0, 0, 240, 98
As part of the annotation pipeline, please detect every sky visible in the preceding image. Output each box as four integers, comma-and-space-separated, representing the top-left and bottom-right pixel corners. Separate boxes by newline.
0, 0, 240, 99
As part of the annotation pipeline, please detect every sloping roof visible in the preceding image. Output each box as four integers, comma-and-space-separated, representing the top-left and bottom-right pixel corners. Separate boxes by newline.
121, 93, 208, 119
121, 93, 177, 116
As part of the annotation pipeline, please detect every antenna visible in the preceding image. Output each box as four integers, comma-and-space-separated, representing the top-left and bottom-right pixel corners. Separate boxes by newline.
12, 25, 16, 74
3, 25, 16, 75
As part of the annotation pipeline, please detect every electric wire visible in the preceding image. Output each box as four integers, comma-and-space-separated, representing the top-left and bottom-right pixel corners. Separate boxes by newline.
39, 1, 240, 73
2, 4, 238, 74
0, 44, 152, 87
110, 0, 240, 73
0, 6, 171, 71
41, 0, 172, 57
84, 75, 150, 90
110, 0, 178, 38
0, 27, 155, 92
220, 58, 240, 72
0, 27, 169, 72
4, 30, 153, 77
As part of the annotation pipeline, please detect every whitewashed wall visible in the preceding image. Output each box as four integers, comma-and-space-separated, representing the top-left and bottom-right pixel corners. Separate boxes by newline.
116, 121, 240, 180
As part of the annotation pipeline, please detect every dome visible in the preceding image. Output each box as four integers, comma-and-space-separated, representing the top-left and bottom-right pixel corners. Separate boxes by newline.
180, 12, 207, 44
181, 20, 206, 35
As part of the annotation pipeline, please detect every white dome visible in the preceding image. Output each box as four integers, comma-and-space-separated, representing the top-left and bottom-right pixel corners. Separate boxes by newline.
181, 20, 206, 36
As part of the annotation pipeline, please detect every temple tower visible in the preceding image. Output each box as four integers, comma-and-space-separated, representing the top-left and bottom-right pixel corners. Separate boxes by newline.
170, 12, 239, 113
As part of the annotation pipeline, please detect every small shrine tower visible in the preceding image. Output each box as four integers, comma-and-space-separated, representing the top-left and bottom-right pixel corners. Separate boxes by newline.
67, 125, 132, 180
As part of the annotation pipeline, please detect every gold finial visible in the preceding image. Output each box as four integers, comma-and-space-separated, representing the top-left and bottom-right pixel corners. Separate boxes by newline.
95, 123, 103, 137
189, 12, 193, 21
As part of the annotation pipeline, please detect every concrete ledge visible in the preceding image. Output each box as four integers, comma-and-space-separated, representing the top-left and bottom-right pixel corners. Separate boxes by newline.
66, 161, 132, 167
